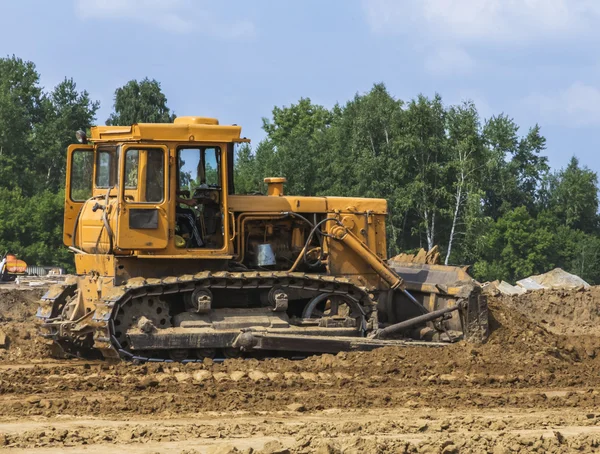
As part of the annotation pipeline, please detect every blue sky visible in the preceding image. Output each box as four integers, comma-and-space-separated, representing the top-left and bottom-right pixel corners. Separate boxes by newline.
2, 0, 600, 174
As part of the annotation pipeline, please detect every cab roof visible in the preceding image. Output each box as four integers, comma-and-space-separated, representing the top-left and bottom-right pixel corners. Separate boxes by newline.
90, 116, 249, 143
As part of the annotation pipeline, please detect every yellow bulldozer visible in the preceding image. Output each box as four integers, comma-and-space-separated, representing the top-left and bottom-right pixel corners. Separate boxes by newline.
37, 117, 488, 362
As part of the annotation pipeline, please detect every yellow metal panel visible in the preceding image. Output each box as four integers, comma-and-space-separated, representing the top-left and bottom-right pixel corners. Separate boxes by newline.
325, 197, 387, 215
174, 116, 218, 125
75, 254, 115, 276
90, 123, 243, 143
228, 195, 387, 215
228, 195, 328, 213
76, 199, 116, 254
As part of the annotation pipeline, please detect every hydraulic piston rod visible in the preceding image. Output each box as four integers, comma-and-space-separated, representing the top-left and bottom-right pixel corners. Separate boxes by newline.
330, 225, 404, 290
374, 301, 465, 339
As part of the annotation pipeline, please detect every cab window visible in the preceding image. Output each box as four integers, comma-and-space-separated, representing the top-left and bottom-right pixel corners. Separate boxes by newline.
123, 148, 164, 203
177, 147, 221, 192
70, 150, 94, 201
124, 150, 139, 189
95, 147, 118, 188
145, 149, 164, 202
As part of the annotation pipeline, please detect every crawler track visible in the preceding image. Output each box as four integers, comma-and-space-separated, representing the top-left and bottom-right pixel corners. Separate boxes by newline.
39, 272, 378, 362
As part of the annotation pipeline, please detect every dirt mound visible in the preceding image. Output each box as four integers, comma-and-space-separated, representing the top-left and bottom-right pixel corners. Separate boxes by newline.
0, 287, 47, 362
0, 284, 599, 373
0, 288, 44, 321
501, 287, 600, 336
525, 267, 590, 289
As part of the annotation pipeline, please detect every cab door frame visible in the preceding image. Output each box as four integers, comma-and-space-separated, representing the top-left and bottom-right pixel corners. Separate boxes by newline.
169, 142, 233, 256
64, 144, 95, 248
115, 143, 170, 251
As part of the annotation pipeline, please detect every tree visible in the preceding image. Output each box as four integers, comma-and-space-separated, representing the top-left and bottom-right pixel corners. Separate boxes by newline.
0, 188, 72, 270
473, 206, 554, 282
0, 56, 44, 194
0, 57, 98, 270
324, 84, 408, 254
106, 78, 175, 125
254, 98, 332, 195
545, 156, 598, 233
33, 78, 99, 192
400, 94, 451, 251
511, 125, 548, 211
481, 116, 548, 220
233, 143, 260, 194
444, 101, 485, 264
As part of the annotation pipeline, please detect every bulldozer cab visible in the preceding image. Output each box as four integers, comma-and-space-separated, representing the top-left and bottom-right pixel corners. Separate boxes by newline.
64, 137, 236, 256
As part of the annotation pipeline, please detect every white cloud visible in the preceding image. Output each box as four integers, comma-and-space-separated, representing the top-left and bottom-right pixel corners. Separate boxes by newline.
525, 82, 600, 127
424, 46, 475, 75
75, 0, 255, 38
363, 0, 600, 43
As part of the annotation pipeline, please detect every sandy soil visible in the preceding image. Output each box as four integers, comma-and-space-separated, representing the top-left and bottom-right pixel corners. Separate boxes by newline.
1, 286, 600, 453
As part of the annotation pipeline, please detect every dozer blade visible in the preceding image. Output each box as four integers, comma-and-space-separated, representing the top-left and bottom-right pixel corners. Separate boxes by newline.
385, 261, 489, 343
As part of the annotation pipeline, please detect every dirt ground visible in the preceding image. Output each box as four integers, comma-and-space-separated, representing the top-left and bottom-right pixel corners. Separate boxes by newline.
1, 286, 600, 453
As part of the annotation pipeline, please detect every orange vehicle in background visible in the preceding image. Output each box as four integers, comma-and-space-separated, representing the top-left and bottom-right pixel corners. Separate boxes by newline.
0, 253, 27, 282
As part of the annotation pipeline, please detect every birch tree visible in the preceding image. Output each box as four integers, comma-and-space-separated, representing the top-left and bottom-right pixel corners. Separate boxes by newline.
444, 101, 484, 264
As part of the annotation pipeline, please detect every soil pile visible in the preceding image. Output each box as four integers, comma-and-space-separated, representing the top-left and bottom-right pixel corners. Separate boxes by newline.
0, 287, 46, 362
1, 285, 600, 379
501, 287, 600, 336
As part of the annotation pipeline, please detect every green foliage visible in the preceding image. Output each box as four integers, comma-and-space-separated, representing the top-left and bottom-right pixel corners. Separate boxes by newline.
0, 188, 72, 271
34, 78, 99, 193
0, 56, 44, 194
0, 56, 99, 269
233, 144, 259, 194
472, 207, 600, 285
543, 156, 598, 232
106, 78, 175, 126
472, 207, 554, 282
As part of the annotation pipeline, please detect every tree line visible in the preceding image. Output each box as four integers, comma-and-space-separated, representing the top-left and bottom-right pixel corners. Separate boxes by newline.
1, 56, 598, 284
